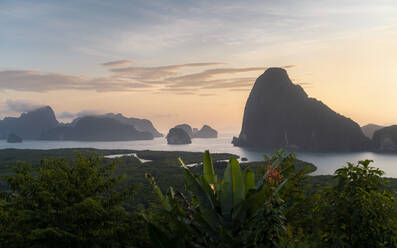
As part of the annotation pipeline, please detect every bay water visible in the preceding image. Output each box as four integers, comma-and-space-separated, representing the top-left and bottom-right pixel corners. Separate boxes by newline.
1, 134, 396, 177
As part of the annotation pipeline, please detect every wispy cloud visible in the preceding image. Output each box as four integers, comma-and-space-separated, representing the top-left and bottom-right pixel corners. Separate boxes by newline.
0, 70, 152, 92
198, 93, 216, 96
164, 67, 265, 86
57, 110, 101, 120
102, 59, 135, 67
229, 88, 251, 92
110, 62, 225, 81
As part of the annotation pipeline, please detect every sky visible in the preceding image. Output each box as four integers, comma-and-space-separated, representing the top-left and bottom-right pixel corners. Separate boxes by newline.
1, 0, 397, 134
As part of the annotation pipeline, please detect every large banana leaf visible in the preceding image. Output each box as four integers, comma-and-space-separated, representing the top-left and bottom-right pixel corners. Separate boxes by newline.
244, 169, 255, 193
230, 158, 246, 204
220, 158, 245, 217
203, 150, 217, 185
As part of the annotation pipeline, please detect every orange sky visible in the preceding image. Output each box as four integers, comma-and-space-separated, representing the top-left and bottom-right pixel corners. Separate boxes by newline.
1, 1, 397, 134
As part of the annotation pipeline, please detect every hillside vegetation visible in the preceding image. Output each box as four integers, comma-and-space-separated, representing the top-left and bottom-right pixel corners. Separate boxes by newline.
0, 149, 396, 247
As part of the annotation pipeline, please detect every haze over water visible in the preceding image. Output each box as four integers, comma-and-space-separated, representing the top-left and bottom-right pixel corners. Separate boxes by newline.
2, 134, 397, 177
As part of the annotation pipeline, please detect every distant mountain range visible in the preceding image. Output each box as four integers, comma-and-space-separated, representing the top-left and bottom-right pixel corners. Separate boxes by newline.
0, 106, 161, 141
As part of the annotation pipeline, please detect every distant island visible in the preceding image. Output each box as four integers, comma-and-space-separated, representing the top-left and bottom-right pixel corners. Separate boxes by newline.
166, 124, 217, 145
166, 127, 192, 144
0, 106, 161, 142
91, 113, 163, 137
40, 116, 153, 141
173, 123, 218, 139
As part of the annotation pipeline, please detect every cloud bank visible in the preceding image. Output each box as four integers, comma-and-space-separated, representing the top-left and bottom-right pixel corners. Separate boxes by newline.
5, 99, 44, 113
0, 62, 295, 95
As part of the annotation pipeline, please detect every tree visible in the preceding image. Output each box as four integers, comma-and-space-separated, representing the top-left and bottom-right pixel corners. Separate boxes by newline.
316, 160, 397, 247
0, 153, 134, 248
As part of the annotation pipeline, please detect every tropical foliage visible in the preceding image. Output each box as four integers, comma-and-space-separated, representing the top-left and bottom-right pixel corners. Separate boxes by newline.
0, 150, 396, 247
144, 150, 288, 247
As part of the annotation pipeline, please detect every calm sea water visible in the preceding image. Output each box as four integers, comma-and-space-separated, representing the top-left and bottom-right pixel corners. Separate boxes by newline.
1, 134, 397, 177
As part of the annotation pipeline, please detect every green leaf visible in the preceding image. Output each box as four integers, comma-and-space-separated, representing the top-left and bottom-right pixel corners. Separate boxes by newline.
221, 163, 233, 216
274, 178, 288, 194
178, 157, 187, 168
179, 156, 216, 210
230, 158, 245, 205
244, 187, 267, 216
203, 150, 217, 185
220, 158, 245, 216
183, 168, 215, 210
147, 223, 172, 248
244, 169, 255, 193
146, 173, 171, 210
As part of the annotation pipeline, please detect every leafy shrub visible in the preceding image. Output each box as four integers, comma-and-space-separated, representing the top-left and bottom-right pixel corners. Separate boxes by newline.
0, 153, 135, 248
316, 160, 397, 247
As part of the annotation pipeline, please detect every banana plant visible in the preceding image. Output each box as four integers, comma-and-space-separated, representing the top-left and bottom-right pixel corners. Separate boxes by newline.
145, 150, 289, 247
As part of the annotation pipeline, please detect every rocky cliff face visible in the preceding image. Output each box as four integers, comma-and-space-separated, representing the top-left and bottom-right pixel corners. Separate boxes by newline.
174, 124, 194, 138
0, 106, 59, 139
234, 68, 371, 151
372, 125, 397, 152
41, 116, 153, 141
166, 127, 192, 144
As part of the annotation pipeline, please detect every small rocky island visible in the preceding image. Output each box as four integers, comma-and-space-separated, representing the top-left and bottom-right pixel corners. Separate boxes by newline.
172, 124, 218, 139
7, 133, 23, 143
166, 127, 192, 144
194, 125, 218, 138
